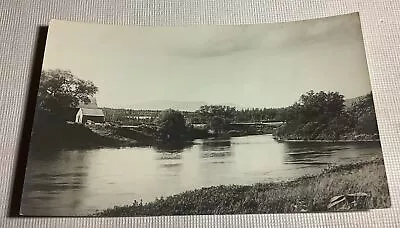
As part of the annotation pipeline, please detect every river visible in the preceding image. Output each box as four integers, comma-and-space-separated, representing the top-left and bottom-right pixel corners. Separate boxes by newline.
20, 134, 382, 216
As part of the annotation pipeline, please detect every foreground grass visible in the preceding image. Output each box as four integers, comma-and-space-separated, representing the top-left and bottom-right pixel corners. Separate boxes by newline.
93, 158, 390, 216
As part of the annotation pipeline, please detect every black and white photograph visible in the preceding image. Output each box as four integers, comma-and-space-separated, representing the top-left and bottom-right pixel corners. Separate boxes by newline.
20, 13, 390, 216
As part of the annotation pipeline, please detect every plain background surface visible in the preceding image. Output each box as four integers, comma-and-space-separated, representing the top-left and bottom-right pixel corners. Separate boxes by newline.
1, 0, 400, 227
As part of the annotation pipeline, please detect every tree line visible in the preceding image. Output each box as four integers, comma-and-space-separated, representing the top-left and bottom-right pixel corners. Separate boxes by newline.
274, 90, 379, 141
36, 70, 379, 143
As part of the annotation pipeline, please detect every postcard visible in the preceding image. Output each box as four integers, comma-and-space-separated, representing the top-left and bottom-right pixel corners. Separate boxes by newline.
19, 12, 390, 216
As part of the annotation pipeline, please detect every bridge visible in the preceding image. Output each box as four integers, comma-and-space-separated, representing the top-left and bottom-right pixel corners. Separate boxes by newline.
230, 121, 285, 127
190, 121, 285, 130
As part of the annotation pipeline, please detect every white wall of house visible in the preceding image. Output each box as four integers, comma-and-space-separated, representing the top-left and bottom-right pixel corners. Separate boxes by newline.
75, 108, 83, 123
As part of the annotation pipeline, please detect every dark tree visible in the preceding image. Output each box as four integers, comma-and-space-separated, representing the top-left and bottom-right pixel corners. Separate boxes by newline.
209, 116, 225, 134
349, 92, 379, 135
37, 70, 98, 113
155, 109, 187, 141
298, 90, 345, 123
197, 105, 236, 133
275, 90, 351, 140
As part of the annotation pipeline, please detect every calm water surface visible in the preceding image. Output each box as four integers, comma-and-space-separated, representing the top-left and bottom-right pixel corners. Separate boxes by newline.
21, 134, 382, 216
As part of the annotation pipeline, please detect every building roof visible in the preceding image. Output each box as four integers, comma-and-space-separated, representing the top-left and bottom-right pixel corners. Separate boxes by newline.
80, 108, 104, 117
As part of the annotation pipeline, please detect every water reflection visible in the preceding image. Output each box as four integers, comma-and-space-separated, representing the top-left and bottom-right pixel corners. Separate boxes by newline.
21, 150, 89, 216
153, 142, 193, 153
200, 139, 233, 159
153, 144, 187, 169
283, 141, 382, 165
155, 152, 182, 160
161, 163, 182, 168
20, 135, 383, 216
155, 152, 183, 170
201, 139, 232, 151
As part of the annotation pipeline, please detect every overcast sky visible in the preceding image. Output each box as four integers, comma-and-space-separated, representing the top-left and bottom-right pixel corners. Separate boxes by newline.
42, 13, 372, 109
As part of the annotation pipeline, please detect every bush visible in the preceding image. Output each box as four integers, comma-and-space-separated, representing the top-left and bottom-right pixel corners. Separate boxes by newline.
155, 109, 187, 142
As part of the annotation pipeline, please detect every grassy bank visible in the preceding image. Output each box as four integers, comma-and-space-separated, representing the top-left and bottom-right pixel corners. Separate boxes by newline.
274, 137, 380, 143
93, 158, 390, 216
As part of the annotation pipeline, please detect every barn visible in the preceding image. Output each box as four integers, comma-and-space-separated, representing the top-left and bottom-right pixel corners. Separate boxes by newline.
75, 108, 105, 124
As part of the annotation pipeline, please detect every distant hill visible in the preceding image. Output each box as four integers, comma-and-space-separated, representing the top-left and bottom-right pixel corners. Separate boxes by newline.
131, 100, 242, 112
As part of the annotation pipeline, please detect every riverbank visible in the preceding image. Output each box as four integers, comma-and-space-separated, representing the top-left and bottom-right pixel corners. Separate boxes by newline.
30, 110, 192, 151
93, 157, 390, 216
274, 137, 380, 143
30, 108, 381, 152
273, 129, 380, 142
31, 116, 276, 151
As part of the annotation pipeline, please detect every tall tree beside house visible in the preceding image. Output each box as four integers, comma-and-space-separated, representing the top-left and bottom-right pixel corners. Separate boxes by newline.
30, 70, 118, 151
37, 69, 98, 114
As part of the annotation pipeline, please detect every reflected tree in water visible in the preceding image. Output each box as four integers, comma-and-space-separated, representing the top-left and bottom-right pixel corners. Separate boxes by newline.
153, 141, 193, 154
201, 139, 232, 152
200, 139, 233, 159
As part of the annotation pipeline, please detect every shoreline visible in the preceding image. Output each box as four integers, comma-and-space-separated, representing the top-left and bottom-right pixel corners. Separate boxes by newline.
93, 157, 390, 216
32, 119, 381, 152
48, 133, 380, 152
275, 139, 380, 143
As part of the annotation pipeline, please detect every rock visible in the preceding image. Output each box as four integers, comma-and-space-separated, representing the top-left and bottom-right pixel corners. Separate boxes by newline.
327, 195, 348, 210
327, 193, 369, 211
